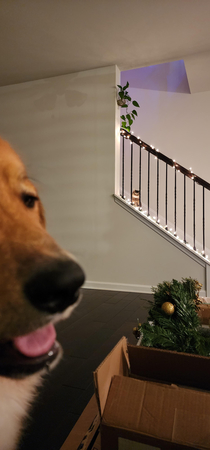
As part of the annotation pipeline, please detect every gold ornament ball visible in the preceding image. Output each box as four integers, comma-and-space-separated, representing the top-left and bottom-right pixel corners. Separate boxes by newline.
161, 302, 175, 315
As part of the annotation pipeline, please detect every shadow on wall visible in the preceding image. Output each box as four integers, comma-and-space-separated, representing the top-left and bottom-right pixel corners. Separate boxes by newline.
34, 75, 88, 111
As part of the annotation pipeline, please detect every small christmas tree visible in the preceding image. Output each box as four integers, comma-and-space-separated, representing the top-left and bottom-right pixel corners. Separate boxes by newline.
133, 278, 210, 356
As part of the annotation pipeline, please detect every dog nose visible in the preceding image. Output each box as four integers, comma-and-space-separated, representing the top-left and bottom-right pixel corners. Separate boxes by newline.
24, 259, 85, 314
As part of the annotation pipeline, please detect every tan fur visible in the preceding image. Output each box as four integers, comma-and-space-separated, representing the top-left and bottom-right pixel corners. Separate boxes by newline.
0, 137, 80, 449
0, 138, 69, 341
0, 374, 42, 450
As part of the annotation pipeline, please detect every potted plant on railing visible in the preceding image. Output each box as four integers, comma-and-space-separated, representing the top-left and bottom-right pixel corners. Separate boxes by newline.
117, 81, 140, 132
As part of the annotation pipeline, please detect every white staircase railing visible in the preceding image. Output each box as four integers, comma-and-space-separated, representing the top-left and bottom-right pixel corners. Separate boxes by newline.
117, 128, 210, 266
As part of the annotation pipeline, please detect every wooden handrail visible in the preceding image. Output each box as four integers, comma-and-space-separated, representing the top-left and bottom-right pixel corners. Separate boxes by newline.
120, 128, 210, 191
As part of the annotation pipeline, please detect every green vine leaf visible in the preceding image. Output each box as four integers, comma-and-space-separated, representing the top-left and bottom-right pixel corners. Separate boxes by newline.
117, 80, 140, 131
123, 81, 129, 90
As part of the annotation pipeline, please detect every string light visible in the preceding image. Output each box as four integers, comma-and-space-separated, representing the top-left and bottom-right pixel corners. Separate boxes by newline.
119, 129, 209, 263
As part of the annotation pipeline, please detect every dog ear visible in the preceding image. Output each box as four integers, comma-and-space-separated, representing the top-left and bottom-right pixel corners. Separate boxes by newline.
38, 201, 46, 228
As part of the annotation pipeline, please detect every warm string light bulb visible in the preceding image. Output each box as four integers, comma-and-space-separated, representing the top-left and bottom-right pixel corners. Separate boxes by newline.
119, 129, 209, 263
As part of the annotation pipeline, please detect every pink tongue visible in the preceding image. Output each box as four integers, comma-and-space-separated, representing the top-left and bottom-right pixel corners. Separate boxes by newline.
13, 323, 56, 358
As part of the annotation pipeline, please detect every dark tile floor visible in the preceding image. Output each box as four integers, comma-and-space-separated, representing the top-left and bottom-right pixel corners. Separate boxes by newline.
18, 289, 151, 450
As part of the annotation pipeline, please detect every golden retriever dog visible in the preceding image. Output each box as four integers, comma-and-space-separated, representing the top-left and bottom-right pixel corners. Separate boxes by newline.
0, 137, 85, 450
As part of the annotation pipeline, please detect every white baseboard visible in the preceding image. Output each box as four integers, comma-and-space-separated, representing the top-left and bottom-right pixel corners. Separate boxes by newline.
83, 281, 206, 297
84, 280, 153, 294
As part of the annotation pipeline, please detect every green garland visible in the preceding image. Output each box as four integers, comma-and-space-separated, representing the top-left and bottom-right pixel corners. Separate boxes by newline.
134, 278, 210, 356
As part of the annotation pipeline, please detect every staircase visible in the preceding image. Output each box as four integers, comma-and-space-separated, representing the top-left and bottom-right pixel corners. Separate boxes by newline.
115, 128, 210, 294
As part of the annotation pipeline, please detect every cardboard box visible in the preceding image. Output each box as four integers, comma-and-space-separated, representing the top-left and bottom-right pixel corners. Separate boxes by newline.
93, 337, 210, 450
198, 303, 210, 326
60, 395, 100, 450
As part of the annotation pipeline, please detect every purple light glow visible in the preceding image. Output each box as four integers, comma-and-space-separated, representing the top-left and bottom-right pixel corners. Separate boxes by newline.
121, 60, 190, 94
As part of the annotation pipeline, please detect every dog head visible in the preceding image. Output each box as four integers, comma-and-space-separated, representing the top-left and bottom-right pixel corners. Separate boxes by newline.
0, 137, 85, 378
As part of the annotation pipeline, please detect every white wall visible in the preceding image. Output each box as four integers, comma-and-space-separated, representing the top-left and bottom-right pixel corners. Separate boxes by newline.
120, 78, 210, 267
127, 87, 210, 182
0, 66, 206, 293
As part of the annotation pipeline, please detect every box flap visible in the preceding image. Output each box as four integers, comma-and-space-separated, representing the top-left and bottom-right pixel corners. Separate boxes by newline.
128, 344, 210, 390
93, 337, 129, 417
60, 395, 99, 450
172, 409, 210, 448
102, 375, 210, 449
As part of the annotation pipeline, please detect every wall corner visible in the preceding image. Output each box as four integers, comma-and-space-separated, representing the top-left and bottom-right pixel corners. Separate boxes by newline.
115, 66, 121, 196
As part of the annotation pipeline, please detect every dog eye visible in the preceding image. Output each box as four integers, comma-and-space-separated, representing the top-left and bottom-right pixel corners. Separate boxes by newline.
22, 194, 38, 209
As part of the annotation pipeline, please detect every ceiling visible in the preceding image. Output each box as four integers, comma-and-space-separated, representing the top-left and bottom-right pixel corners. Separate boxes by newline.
1, 0, 210, 92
